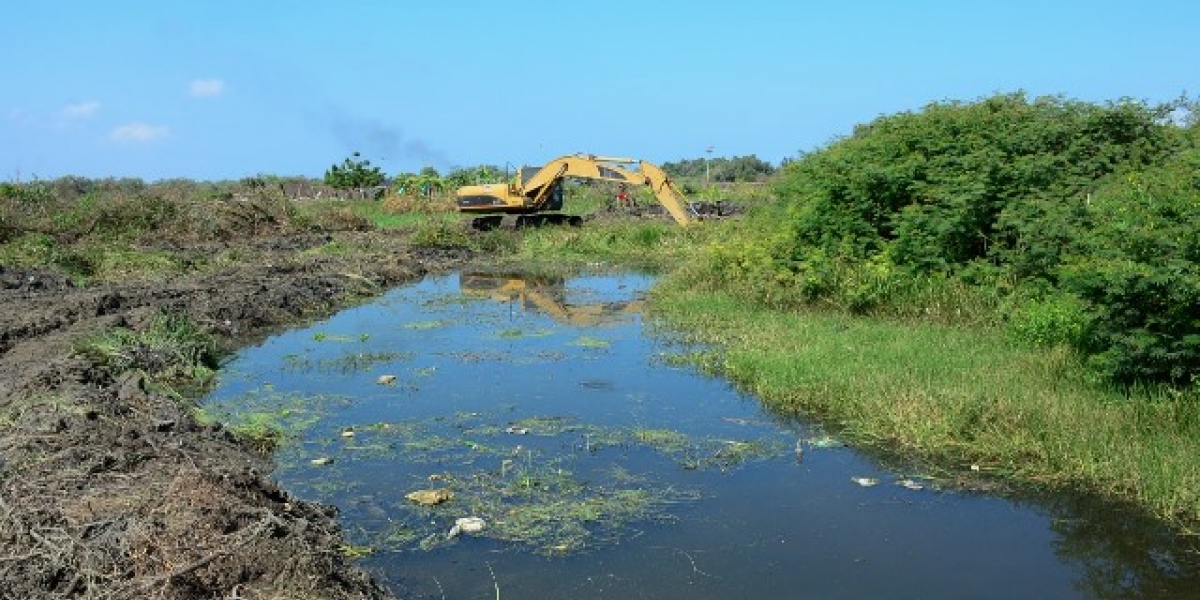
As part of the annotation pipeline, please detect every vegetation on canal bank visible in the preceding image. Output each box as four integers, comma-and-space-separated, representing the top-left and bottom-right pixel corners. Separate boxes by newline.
511, 204, 1200, 527
650, 281, 1200, 528
641, 93, 1200, 528
498, 92, 1200, 528
5, 90, 1198, 531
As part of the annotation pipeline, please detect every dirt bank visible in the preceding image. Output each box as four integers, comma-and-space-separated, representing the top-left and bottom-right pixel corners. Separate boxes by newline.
0, 231, 470, 600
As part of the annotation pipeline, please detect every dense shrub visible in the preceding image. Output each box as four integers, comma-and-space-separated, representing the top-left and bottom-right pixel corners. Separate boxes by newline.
699, 92, 1197, 385
1058, 151, 1200, 383
777, 93, 1180, 271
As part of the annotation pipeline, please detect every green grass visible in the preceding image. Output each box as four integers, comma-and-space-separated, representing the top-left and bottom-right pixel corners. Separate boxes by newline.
377, 210, 460, 230
650, 279, 1200, 529
0, 232, 184, 283
197, 387, 343, 452
507, 219, 715, 272
77, 312, 219, 387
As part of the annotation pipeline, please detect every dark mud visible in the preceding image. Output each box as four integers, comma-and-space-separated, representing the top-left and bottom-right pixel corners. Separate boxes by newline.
0, 231, 469, 600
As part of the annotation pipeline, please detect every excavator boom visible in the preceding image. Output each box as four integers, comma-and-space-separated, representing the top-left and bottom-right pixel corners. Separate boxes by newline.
455, 154, 696, 227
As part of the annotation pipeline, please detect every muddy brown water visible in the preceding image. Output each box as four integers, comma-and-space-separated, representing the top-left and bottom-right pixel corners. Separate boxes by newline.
203, 271, 1200, 599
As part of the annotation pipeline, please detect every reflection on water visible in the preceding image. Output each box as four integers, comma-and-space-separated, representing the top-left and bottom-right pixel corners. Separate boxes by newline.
203, 271, 1200, 600
460, 271, 647, 328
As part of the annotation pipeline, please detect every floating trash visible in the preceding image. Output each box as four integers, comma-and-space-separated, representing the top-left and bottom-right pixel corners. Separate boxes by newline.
448, 516, 487, 538
506, 425, 530, 435
851, 477, 879, 487
341, 428, 355, 438
406, 488, 454, 506
377, 374, 397, 385
898, 479, 925, 491
310, 457, 334, 466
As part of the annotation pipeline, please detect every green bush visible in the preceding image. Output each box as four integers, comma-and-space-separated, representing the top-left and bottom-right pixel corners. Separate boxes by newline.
775, 93, 1180, 273
760, 92, 1198, 384
324, 152, 384, 191
0, 232, 97, 278
1006, 293, 1090, 348
1058, 153, 1200, 383
411, 220, 472, 248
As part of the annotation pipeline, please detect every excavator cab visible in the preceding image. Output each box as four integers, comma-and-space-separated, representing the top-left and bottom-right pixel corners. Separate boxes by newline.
518, 166, 563, 211
455, 167, 562, 213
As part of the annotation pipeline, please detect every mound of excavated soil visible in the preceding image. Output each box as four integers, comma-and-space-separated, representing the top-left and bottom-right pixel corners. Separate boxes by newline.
0, 231, 469, 600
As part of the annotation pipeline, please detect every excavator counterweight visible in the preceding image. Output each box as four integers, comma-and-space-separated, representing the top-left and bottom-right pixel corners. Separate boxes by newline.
455, 154, 697, 229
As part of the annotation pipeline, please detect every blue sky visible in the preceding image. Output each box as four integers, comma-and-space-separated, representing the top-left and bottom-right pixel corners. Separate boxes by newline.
3, 1, 1196, 181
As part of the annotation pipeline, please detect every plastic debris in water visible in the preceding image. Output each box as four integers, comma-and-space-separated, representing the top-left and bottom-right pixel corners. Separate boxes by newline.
447, 516, 487, 538
897, 478, 925, 491
377, 374, 397, 385
850, 477, 879, 487
310, 457, 334, 466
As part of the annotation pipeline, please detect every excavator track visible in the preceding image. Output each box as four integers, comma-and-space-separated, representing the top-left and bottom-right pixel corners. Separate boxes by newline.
468, 213, 583, 231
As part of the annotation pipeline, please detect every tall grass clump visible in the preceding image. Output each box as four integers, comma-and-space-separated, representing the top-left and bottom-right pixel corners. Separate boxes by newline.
512, 219, 713, 272
77, 312, 220, 388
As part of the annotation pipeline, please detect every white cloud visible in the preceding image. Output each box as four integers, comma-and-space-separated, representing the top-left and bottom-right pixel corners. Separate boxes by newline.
6, 107, 32, 125
110, 123, 170, 142
61, 101, 100, 119
189, 78, 226, 98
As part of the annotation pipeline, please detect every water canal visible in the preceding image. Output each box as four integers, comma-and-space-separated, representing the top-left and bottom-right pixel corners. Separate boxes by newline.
202, 271, 1200, 599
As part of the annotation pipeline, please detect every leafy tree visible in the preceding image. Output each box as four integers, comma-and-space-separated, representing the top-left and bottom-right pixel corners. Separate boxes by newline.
393, 167, 447, 198
416, 167, 445, 197
662, 155, 776, 182
392, 173, 418, 196
443, 165, 505, 189
324, 152, 384, 190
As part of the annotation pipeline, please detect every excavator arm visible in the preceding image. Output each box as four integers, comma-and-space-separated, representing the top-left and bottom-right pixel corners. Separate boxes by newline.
456, 153, 697, 226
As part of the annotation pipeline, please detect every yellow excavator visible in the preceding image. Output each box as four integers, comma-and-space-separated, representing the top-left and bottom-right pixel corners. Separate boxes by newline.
455, 153, 697, 230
